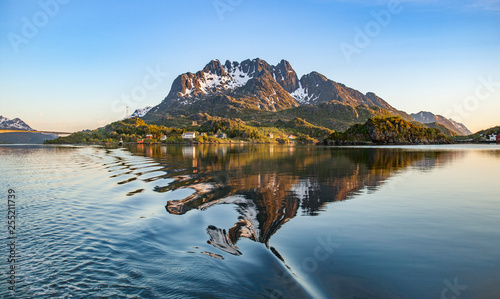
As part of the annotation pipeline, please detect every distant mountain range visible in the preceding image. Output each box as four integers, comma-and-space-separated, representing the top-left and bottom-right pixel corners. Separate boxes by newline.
143, 58, 471, 135
0, 115, 56, 144
410, 111, 471, 135
0, 115, 34, 130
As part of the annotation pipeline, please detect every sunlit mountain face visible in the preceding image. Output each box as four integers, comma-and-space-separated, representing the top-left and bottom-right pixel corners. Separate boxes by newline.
126, 144, 459, 258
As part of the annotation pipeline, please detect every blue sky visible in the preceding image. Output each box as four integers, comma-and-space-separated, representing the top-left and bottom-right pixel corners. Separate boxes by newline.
0, 0, 499, 132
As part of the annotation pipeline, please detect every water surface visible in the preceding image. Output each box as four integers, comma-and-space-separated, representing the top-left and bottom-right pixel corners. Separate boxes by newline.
1, 144, 499, 298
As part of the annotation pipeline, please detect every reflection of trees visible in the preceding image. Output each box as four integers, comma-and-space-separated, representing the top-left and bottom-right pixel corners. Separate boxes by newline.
127, 144, 460, 255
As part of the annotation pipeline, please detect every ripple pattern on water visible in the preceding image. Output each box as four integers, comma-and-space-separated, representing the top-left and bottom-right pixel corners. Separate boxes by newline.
0, 145, 265, 298
2, 144, 499, 298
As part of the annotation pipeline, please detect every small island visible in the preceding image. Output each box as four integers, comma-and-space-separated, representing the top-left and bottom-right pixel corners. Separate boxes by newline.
326, 116, 452, 145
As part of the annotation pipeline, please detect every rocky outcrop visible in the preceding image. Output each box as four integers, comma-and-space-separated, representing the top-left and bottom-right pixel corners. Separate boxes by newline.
273, 59, 299, 93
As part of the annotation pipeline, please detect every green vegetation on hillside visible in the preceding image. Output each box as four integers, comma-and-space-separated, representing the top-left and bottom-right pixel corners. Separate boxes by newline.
47, 114, 468, 146
46, 118, 184, 144
420, 122, 457, 137
145, 101, 395, 133
453, 126, 500, 142
45, 115, 334, 144
326, 116, 452, 144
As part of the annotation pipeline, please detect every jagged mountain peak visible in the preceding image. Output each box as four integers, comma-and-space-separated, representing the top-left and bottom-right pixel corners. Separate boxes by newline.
302, 71, 328, 82
203, 59, 228, 77
239, 58, 273, 77
163, 58, 293, 100
273, 59, 299, 93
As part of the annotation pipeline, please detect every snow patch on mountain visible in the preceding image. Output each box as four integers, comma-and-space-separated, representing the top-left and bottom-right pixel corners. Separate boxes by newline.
129, 106, 153, 118
199, 71, 232, 94
290, 83, 317, 104
226, 67, 252, 89
175, 62, 256, 100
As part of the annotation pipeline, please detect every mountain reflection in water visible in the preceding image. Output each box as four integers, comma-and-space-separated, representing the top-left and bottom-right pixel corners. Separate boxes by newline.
127, 144, 459, 257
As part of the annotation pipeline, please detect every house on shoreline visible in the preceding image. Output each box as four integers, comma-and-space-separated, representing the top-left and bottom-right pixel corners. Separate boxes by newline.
489, 134, 498, 142
182, 132, 196, 139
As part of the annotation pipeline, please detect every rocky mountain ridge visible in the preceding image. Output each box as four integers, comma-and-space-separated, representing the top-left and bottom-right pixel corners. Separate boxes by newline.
145, 58, 411, 122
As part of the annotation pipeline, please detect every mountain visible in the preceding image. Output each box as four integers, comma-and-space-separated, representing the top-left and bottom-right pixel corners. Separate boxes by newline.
410, 111, 471, 135
0, 115, 34, 130
0, 115, 56, 144
144, 58, 412, 131
129, 106, 153, 118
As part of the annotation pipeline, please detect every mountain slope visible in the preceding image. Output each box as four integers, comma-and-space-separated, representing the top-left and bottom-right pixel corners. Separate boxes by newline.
410, 111, 471, 135
423, 122, 458, 137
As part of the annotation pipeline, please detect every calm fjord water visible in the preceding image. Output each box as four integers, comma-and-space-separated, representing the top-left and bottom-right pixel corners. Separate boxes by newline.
1, 144, 499, 298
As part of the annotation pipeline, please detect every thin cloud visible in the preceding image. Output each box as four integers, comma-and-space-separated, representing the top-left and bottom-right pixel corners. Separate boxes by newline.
471, 0, 500, 11
321, 0, 500, 11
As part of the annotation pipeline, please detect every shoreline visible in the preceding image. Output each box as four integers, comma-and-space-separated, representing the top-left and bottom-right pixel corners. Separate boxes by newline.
34, 140, 500, 147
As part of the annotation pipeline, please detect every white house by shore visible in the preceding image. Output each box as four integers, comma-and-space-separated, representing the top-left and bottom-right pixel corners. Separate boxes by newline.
182, 132, 196, 139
